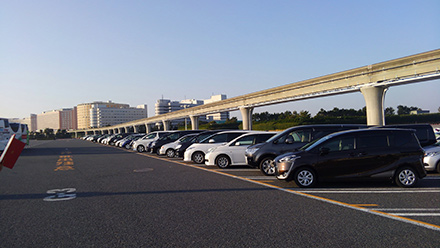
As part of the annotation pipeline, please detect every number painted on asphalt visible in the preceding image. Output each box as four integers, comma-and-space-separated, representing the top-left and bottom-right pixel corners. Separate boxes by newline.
44, 188, 76, 201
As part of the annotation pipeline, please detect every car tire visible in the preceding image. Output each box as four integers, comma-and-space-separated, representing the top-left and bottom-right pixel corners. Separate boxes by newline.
125, 144, 131, 149
395, 167, 418, 187
294, 167, 316, 188
216, 155, 231, 169
137, 145, 145, 153
166, 149, 176, 158
192, 152, 205, 164
259, 157, 275, 176
436, 161, 440, 174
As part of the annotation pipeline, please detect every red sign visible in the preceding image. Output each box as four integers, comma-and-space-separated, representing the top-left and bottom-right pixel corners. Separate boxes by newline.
0, 134, 26, 169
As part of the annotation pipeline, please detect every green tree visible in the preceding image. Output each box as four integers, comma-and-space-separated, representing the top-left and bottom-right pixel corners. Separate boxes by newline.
397, 105, 420, 115
384, 107, 395, 116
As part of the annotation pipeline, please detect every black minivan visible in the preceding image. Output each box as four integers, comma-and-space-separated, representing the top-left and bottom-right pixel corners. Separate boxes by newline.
245, 124, 367, 175
274, 128, 426, 188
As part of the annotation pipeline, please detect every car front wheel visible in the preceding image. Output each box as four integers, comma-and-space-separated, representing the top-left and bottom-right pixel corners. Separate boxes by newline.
395, 167, 418, 187
166, 149, 176, 158
192, 152, 205, 164
294, 168, 316, 188
137, 145, 145, 153
216, 155, 231, 168
259, 157, 275, 176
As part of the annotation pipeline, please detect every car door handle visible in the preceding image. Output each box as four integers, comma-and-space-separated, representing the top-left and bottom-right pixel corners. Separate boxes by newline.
350, 152, 367, 157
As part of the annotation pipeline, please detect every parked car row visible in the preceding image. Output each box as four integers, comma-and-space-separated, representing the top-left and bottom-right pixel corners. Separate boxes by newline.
81, 123, 438, 188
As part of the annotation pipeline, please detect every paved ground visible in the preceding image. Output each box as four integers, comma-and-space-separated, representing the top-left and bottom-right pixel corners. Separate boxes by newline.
1, 139, 439, 247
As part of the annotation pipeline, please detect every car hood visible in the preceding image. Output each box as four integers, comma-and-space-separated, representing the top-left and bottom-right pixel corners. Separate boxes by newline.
247, 142, 266, 150
274, 150, 305, 162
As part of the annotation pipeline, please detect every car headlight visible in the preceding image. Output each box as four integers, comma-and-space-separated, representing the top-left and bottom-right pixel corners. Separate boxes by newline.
277, 155, 300, 163
425, 151, 440, 157
186, 146, 194, 151
245, 147, 259, 155
176, 144, 182, 149
207, 147, 216, 153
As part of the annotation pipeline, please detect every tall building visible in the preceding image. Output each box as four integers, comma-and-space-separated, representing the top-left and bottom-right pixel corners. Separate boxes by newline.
35, 108, 77, 131
204, 94, 229, 121
90, 103, 148, 128
77, 101, 147, 129
77, 101, 128, 129
154, 94, 229, 123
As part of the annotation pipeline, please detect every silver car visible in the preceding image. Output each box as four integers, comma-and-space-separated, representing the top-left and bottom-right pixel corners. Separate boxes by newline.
423, 141, 440, 173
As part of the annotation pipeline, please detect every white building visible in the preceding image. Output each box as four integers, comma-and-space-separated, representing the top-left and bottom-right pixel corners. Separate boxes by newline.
34, 108, 77, 132
204, 95, 229, 121
154, 94, 229, 123
89, 102, 148, 128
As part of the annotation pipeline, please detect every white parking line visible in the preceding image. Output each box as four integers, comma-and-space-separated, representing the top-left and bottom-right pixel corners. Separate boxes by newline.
295, 189, 440, 193
244, 176, 277, 180
424, 176, 440, 180
391, 213, 440, 217
372, 208, 440, 211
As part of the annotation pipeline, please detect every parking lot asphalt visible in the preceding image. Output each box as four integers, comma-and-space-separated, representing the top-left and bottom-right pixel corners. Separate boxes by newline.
130, 141, 440, 231
143, 154, 440, 230
1, 139, 440, 247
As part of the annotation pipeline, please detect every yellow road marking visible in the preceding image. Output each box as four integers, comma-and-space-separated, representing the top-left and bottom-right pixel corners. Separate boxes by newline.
55, 152, 74, 171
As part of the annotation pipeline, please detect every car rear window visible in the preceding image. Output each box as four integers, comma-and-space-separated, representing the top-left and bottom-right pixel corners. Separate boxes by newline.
392, 131, 420, 148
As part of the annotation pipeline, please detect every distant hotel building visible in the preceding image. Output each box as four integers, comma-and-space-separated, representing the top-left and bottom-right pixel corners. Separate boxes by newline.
77, 101, 148, 129
31, 108, 78, 132
155, 94, 229, 123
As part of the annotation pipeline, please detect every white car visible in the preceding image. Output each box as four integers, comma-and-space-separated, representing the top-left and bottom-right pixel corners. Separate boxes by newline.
183, 130, 253, 164
205, 132, 277, 168
132, 131, 169, 153
116, 133, 144, 148
424, 141, 440, 173
159, 133, 199, 157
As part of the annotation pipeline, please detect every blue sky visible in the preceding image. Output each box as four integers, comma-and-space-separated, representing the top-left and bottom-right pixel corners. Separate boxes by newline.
1, 0, 439, 119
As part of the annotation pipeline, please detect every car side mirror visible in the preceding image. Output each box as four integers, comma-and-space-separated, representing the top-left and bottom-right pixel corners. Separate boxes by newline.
320, 147, 330, 155
209, 139, 215, 143
285, 136, 294, 144
235, 142, 241, 146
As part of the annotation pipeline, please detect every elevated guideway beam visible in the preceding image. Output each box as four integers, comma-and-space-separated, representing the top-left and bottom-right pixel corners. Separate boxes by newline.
72, 49, 440, 135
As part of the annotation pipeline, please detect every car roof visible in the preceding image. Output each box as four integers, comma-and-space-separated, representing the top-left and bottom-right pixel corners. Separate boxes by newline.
328, 127, 415, 138
226, 131, 278, 143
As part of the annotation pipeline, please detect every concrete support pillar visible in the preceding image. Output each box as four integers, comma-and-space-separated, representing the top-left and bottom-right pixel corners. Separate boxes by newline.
189, 115, 199, 130
162, 120, 170, 131
145, 123, 151, 133
133, 125, 140, 133
360, 86, 388, 126
240, 106, 254, 130
124, 127, 129, 133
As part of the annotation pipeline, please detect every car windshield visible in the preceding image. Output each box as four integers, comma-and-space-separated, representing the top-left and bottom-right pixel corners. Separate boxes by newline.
143, 133, 156, 139
179, 135, 195, 143
265, 131, 286, 143
301, 135, 333, 151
